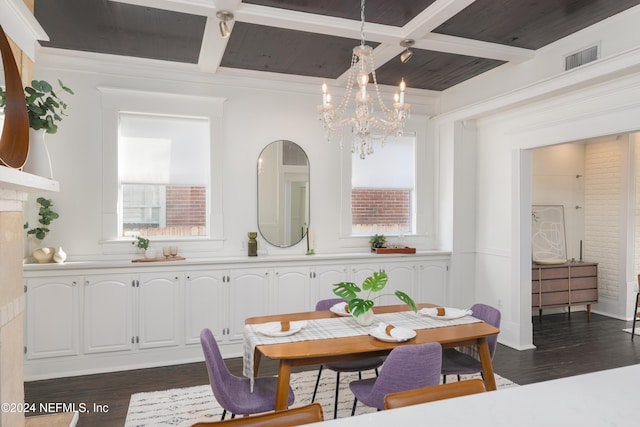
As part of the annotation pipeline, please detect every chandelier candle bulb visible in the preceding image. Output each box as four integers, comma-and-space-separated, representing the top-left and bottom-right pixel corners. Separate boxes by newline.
399, 79, 406, 106
322, 83, 328, 107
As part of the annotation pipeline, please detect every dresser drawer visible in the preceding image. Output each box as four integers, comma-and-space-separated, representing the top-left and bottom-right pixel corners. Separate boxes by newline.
571, 289, 598, 304
571, 276, 597, 290
540, 268, 570, 280
570, 265, 597, 278
541, 291, 569, 306
541, 278, 569, 293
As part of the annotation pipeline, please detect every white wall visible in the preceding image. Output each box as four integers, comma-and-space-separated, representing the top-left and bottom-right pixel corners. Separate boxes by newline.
532, 143, 586, 260
24, 50, 439, 261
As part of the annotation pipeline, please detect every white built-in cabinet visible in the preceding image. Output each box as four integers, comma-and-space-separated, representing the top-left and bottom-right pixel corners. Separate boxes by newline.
23, 253, 449, 380
25, 276, 80, 360
83, 274, 132, 354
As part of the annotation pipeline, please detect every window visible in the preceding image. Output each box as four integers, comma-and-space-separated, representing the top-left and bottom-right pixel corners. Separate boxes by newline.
100, 87, 224, 251
351, 135, 416, 234
118, 113, 209, 238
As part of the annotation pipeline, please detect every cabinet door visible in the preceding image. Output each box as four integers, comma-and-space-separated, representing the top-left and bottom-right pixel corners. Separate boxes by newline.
227, 269, 270, 341
418, 261, 449, 306
138, 272, 183, 349
314, 265, 349, 303
84, 274, 134, 354
25, 276, 80, 359
350, 264, 380, 287
273, 268, 311, 314
380, 263, 417, 307
185, 271, 225, 345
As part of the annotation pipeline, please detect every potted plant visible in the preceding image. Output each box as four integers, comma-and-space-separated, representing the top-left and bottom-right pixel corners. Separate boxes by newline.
1, 79, 74, 178
25, 197, 59, 263
369, 233, 386, 250
132, 236, 151, 257
332, 271, 417, 326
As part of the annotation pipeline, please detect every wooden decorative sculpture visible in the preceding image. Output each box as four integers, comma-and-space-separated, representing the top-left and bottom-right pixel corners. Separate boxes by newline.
0, 24, 29, 169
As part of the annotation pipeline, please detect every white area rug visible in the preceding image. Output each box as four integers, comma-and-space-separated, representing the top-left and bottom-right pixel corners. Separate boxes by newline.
125, 369, 517, 426
622, 328, 640, 336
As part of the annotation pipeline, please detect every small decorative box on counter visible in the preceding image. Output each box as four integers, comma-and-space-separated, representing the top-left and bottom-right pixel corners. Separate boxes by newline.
371, 247, 416, 254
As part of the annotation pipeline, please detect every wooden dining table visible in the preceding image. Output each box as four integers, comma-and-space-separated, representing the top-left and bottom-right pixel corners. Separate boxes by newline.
245, 303, 500, 410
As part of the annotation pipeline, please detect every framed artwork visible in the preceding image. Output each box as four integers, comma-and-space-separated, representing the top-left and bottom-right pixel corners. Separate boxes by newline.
531, 205, 567, 264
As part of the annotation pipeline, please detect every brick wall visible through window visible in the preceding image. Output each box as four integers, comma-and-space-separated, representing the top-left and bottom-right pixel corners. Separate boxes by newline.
352, 188, 411, 233
166, 186, 206, 227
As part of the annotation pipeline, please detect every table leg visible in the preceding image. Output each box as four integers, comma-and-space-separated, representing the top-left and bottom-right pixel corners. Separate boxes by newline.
478, 337, 497, 391
587, 304, 591, 321
253, 348, 262, 377
275, 359, 293, 410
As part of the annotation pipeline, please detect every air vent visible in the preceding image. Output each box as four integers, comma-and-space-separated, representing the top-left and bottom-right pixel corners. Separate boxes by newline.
564, 45, 599, 71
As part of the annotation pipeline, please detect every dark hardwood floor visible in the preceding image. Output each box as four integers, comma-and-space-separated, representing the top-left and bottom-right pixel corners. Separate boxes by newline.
24, 312, 640, 426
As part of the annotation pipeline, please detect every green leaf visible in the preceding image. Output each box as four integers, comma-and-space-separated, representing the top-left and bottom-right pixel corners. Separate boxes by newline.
332, 282, 360, 301
362, 271, 387, 293
349, 298, 374, 317
395, 290, 417, 312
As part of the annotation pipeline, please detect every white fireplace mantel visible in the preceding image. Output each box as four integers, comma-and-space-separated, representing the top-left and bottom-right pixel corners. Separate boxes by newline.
0, 166, 59, 210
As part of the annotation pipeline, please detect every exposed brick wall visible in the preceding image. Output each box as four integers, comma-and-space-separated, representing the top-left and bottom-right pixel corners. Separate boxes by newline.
352, 188, 411, 233
584, 141, 622, 299
166, 186, 206, 227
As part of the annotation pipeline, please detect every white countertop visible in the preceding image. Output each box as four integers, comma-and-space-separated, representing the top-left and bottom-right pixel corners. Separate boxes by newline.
23, 250, 451, 271
312, 364, 640, 426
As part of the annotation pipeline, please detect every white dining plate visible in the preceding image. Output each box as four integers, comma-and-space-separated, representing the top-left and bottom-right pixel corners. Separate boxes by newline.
256, 321, 307, 337
419, 307, 472, 320
369, 326, 416, 342
329, 302, 352, 317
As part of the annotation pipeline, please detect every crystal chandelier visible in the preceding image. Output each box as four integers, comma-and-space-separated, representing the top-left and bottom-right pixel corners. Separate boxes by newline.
317, 0, 410, 159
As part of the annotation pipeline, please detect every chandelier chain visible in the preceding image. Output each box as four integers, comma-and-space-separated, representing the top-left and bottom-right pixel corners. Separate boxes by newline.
360, 0, 366, 47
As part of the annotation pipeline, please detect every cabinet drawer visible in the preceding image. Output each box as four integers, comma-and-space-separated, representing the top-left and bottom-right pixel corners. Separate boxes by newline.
572, 289, 598, 304
541, 278, 569, 293
541, 291, 569, 306
570, 265, 597, 278
532, 269, 540, 280
540, 268, 570, 280
532, 280, 540, 293
531, 293, 541, 308
571, 276, 597, 290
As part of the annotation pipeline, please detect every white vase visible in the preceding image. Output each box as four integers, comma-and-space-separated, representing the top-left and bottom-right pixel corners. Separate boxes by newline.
23, 129, 53, 179
354, 309, 375, 326
53, 246, 67, 263
32, 247, 55, 263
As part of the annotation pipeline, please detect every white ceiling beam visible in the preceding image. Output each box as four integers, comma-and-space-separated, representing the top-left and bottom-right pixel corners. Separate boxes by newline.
235, 3, 401, 43
108, 0, 220, 16
416, 34, 535, 63
402, 0, 477, 39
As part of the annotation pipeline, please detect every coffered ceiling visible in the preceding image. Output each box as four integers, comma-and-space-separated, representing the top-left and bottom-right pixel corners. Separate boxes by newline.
33, 0, 640, 91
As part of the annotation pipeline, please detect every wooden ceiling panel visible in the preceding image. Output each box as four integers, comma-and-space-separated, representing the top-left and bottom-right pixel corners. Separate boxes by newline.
35, 0, 206, 63
375, 49, 505, 91
433, 0, 640, 49
221, 22, 379, 79
31, 0, 640, 92
243, 0, 438, 27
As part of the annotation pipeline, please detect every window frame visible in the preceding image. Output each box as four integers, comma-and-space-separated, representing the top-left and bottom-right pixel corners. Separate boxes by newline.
99, 87, 225, 254
338, 114, 433, 248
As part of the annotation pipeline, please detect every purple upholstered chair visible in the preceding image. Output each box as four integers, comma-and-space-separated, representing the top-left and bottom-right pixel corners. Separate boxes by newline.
200, 328, 294, 420
349, 342, 442, 414
311, 298, 384, 419
441, 303, 501, 383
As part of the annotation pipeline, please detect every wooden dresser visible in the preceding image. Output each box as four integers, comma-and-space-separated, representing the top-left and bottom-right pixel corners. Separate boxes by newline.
531, 261, 598, 320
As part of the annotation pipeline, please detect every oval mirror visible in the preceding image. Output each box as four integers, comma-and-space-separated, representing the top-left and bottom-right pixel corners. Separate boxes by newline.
258, 140, 310, 247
